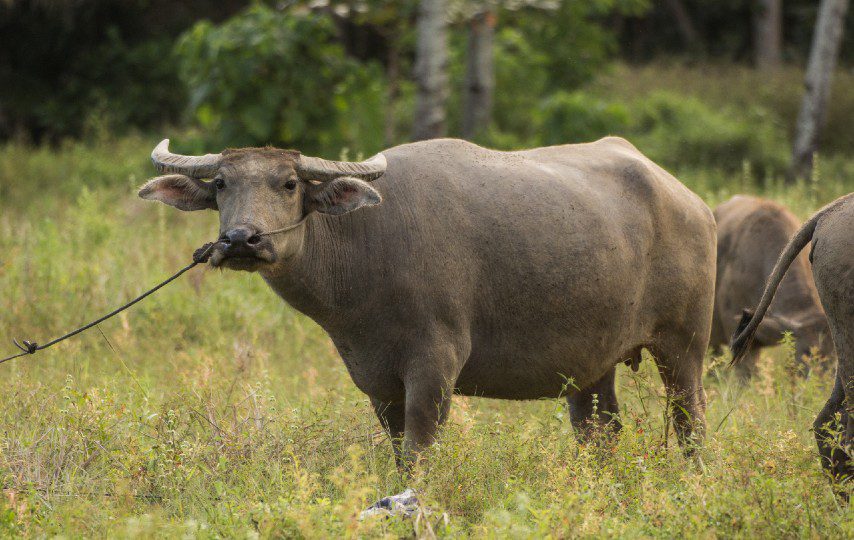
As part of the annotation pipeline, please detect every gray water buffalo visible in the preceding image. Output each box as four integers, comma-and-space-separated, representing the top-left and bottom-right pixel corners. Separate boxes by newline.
731, 192, 854, 492
139, 136, 716, 469
713, 196, 833, 378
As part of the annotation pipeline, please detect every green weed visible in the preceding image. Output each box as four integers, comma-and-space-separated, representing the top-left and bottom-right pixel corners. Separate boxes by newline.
0, 132, 852, 537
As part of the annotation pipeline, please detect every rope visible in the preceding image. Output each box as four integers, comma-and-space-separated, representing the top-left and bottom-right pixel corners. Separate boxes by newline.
0, 242, 216, 365
0, 214, 310, 366
256, 215, 309, 237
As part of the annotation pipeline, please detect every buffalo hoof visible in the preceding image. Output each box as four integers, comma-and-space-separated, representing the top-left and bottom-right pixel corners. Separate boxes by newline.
360, 489, 420, 519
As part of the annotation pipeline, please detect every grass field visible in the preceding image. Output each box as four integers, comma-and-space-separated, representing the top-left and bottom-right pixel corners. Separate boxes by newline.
0, 127, 852, 538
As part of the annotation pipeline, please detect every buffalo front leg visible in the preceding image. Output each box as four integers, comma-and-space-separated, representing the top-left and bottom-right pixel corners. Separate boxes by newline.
567, 367, 622, 444
360, 348, 459, 518
397, 342, 462, 470
400, 370, 454, 469
371, 398, 406, 470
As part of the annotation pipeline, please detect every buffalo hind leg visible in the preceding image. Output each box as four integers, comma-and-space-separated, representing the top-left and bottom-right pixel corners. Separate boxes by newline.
567, 367, 622, 444
814, 370, 852, 496
653, 337, 707, 454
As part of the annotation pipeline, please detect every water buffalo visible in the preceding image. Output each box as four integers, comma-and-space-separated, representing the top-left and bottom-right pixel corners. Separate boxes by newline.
712, 195, 833, 378
731, 192, 854, 492
139, 136, 716, 471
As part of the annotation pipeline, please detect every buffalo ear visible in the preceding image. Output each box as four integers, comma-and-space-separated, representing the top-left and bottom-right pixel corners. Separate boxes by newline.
304, 176, 381, 216
138, 174, 217, 211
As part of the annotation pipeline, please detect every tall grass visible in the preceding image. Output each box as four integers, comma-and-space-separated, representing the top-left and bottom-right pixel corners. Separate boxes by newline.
0, 125, 852, 536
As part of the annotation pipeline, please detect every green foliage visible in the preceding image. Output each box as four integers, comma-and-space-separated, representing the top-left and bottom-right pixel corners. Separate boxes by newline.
594, 63, 854, 156
482, 85, 789, 176
176, 5, 386, 154
486, 27, 552, 145
0, 0, 220, 142
3, 0, 854, 151
455, 1, 648, 146
629, 91, 789, 173
538, 91, 631, 146
500, 0, 650, 91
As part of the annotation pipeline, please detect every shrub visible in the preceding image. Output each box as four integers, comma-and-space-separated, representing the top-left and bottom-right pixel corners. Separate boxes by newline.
176, 5, 386, 155
471, 27, 552, 148
485, 88, 788, 175
538, 91, 631, 146
629, 91, 789, 173
592, 63, 854, 157
0, 1, 221, 142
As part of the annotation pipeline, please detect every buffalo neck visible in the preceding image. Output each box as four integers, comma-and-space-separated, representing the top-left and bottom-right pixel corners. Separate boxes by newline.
260, 212, 366, 331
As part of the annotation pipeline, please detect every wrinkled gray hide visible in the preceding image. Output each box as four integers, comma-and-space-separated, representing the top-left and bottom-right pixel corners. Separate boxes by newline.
141, 137, 717, 466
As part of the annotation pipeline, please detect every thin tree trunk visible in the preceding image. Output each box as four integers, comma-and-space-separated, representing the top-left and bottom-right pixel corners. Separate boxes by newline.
753, 0, 783, 69
664, 0, 702, 53
413, 0, 448, 141
384, 37, 400, 146
462, 10, 495, 140
791, 0, 849, 181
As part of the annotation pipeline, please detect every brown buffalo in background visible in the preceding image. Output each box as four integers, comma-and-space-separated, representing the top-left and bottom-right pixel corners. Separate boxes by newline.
712, 196, 834, 378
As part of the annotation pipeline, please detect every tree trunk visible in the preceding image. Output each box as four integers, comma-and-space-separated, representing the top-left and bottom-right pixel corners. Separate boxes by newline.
384, 37, 401, 146
791, 0, 849, 181
412, 0, 448, 141
753, 0, 783, 69
664, 0, 702, 53
462, 10, 495, 141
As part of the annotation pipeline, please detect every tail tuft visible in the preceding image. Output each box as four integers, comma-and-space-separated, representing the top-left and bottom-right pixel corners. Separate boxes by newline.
729, 309, 755, 365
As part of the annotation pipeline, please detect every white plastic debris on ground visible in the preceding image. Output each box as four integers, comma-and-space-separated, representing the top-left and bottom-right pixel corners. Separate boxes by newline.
360, 489, 421, 519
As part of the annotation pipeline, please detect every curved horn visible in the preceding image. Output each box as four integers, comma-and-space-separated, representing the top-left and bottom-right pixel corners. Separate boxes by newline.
296, 153, 387, 182
151, 139, 222, 178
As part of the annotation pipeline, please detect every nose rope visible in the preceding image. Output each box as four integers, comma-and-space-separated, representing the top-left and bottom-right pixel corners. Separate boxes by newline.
0, 215, 310, 366
257, 215, 310, 237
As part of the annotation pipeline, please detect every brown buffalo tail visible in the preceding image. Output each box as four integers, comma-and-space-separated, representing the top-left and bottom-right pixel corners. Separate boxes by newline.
729, 192, 854, 365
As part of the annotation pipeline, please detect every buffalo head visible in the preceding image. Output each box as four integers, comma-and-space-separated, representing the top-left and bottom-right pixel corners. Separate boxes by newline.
138, 139, 385, 272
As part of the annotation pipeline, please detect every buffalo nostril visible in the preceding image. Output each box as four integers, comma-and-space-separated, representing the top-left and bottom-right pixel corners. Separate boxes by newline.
223, 227, 259, 248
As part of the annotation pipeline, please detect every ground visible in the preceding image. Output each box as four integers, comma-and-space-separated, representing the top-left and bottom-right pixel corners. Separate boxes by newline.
0, 130, 852, 538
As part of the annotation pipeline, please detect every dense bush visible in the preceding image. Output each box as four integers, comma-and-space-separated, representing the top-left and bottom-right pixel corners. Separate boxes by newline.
629, 92, 789, 173
538, 91, 631, 146
0, 0, 246, 142
482, 87, 788, 175
594, 63, 854, 156
176, 5, 386, 155
463, 27, 552, 148
511, 0, 650, 90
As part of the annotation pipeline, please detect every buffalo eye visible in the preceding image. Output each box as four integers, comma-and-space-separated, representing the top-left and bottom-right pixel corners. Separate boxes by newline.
284, 179, 297, 191
214, 177, 225, 190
